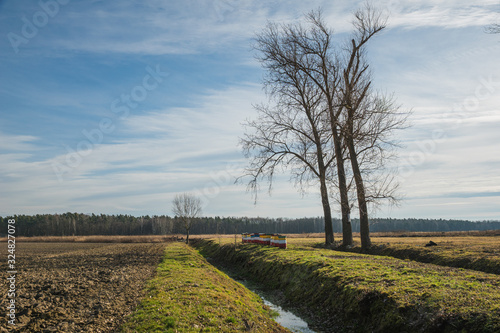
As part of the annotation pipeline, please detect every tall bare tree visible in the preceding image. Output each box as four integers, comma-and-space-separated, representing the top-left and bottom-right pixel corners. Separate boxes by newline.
247, 11, 357, 246
294, 8, 404, 249
335, 5, 411, 249
286, 11, 355, 246
333, 5, 385, 249
244, 5, 407, 248
172, 193, 202, 244
241, 25, 337, 244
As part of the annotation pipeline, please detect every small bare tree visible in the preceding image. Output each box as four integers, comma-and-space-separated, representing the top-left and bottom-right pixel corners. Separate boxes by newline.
172, 193, 202, 244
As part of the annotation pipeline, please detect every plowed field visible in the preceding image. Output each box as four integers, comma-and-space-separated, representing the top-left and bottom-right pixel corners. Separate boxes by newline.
1, 242, 166, 332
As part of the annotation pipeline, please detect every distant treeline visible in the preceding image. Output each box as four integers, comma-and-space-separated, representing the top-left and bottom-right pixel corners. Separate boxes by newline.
1, 213, 500, 237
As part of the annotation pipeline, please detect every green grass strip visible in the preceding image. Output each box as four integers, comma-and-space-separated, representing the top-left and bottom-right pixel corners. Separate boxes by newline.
348, 241, 500, 275
120, 242, 290, 333
197, 240, 500, 332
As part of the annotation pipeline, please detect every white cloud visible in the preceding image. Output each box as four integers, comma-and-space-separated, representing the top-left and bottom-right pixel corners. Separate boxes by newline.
392, 7, 496, 30
0, 133, 39, 152
383, 0, 499, 30
44, 1, 290, 55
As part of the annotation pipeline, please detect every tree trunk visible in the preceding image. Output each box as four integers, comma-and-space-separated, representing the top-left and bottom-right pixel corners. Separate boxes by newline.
320, 173, 334, 245
185, 219, 190, 244
313, 123, 334, 245
346, 137, 371, 250
333, 129, 353, 247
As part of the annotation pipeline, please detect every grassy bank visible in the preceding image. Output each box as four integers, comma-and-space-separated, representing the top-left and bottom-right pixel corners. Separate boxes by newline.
287, 235, 500, 275
195, 239, 500, 333
120, 242, 289, 332
346, 236, 500, 275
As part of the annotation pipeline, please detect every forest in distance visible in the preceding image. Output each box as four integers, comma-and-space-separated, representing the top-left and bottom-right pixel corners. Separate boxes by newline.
1, 213, 499, 237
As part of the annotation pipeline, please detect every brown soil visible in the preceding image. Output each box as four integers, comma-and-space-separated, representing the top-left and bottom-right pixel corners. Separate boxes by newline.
0, 242, 166, 332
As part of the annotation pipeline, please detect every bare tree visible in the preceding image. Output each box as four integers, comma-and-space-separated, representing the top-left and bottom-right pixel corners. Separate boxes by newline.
287, 10, 355, 246
334, 5, 409, 249
298, 8, 405, 249
172, 193, 202, 244
244, 5, 408, 248
245, 11, 358, 246
333, 4, 392, 250
241, 24, 337, 244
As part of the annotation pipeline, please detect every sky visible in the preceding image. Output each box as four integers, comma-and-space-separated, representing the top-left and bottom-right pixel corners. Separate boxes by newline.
1, 0, 499, 220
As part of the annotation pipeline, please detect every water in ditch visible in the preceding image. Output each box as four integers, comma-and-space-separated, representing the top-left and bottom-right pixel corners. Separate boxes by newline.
203, 256, 319, 332
236, 278, 317, 333
260, 295, 317, 333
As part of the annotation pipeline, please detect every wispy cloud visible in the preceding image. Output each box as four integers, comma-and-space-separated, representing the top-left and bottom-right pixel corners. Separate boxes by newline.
37, 1, 282, 55
385, 1, 500, 29
0, 84, 264, 216
0, 133, 39, 152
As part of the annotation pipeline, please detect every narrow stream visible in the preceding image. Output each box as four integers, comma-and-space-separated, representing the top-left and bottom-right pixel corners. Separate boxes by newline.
203, 256, 319, 332
235, 278, 317, 333
259, 293, 317, 333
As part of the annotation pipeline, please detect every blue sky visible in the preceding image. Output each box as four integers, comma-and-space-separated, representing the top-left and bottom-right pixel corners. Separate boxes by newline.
1, 0, 499, 220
